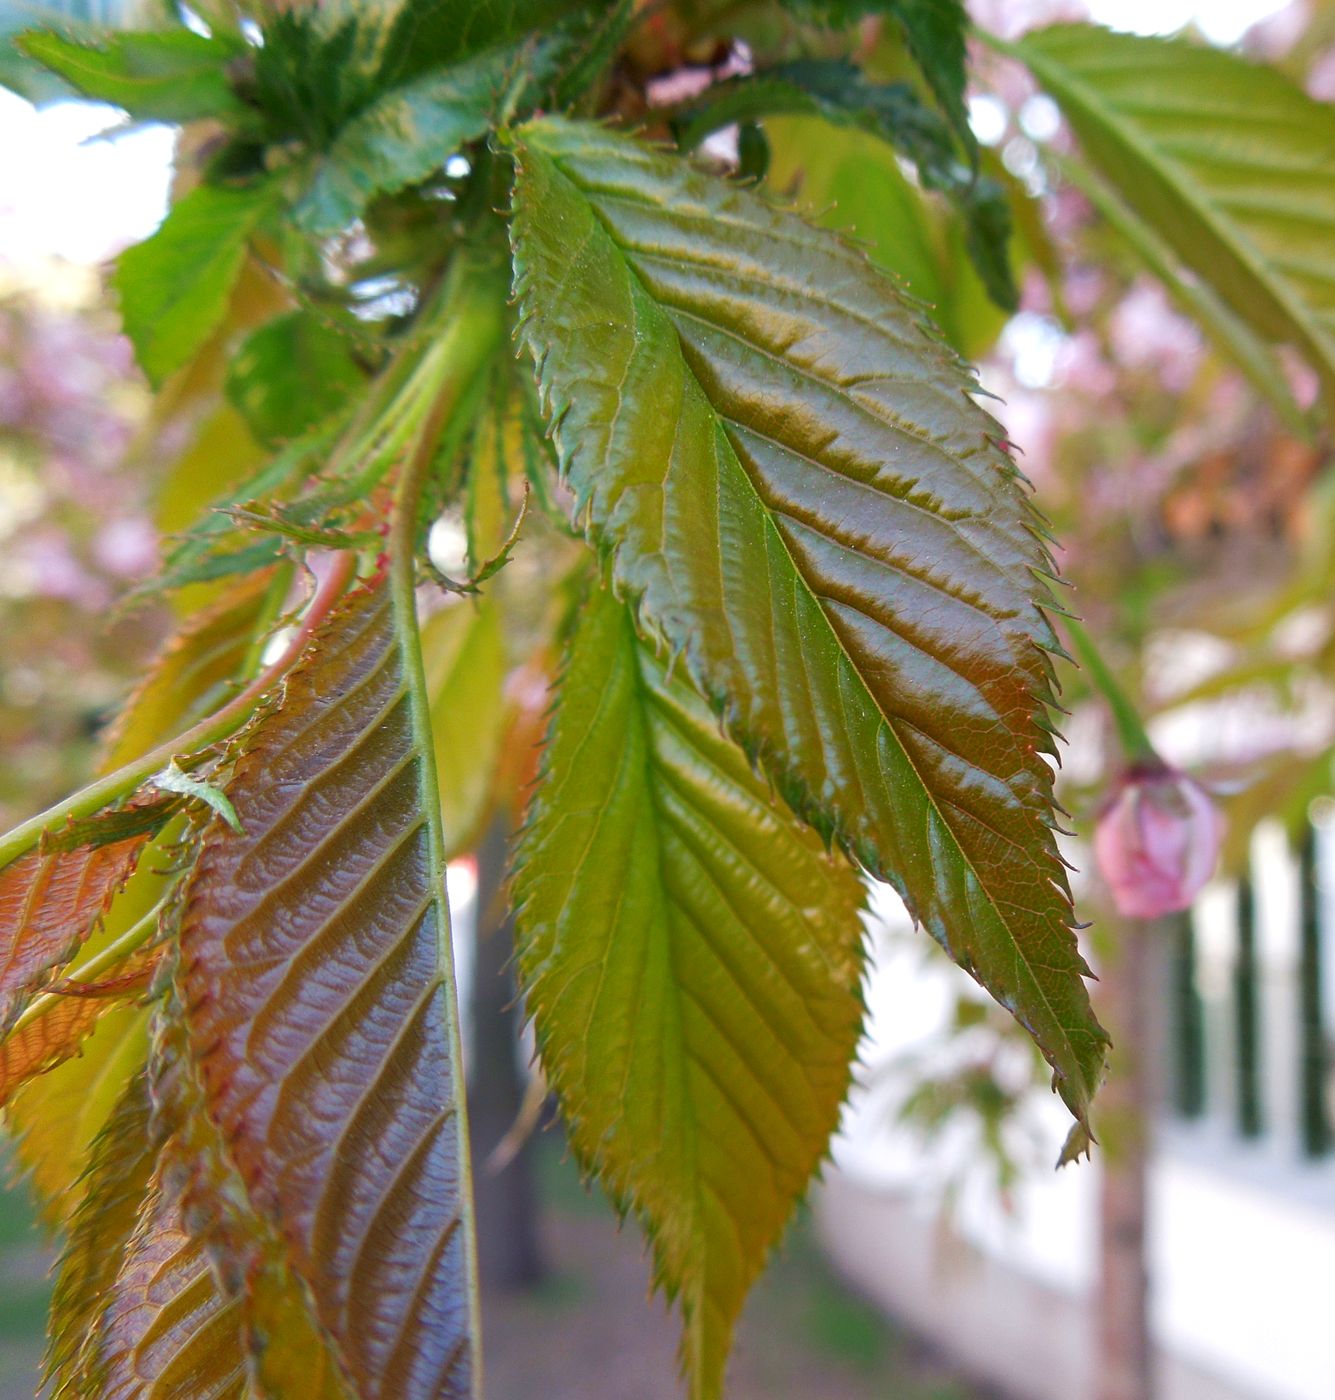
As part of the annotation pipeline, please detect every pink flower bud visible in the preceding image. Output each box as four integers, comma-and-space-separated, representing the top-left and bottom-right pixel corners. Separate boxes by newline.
1093, 768, 1224, 919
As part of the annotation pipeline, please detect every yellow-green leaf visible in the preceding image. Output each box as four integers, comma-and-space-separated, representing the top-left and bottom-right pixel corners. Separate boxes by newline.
513, 589, 867, 1397
509, 118, 1106, 1141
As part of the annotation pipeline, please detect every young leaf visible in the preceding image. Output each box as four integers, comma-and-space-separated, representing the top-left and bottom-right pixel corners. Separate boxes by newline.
114, 181, 279, 388
376, 0, 588, 89
95, 1170, 249, 1400
296, 45, 523, 235
45, 1074, 160, 1398
5, 1003, 151, 1224
178, 580, 475, 1400
148, 994, 356, 1399
102, 571, 280, 769
675, 63, 1015, 308
790, 0, 973, 153
510, 118, 1107, 1135
226, 311, 365, 446
149, 763, 244, 833
0, 945, 159, 1108
1012, 23, 1335, 414
0, 834, 150, 1032
512, 589, 867, 1396
18, 28, 246, 124
421, 598, 508, 859
766, 116, 1007, 360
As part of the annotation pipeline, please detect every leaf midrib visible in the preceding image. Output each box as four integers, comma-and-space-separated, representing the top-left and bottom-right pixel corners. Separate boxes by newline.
533, 146, 1091, 1110
1017, 35, 1332, 372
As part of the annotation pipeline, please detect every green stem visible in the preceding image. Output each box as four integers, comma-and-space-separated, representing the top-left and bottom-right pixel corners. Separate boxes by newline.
388, 251, 506, 1391
9, 896, 170, 1036
1062, 615, 1160, 766
0, 550, 358, 872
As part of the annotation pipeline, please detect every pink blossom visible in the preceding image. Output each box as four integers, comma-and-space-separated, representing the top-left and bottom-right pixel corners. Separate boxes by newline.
1094, 768, 1224, 919
93, 516, 159, 578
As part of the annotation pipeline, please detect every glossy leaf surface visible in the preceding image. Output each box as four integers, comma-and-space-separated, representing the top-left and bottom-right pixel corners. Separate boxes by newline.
766, 116, 1007, 360
0, 834, 149, 1032
1015, 23, 1335, 411
179, 580, 474, 1400
675, 62, 1013, 308
513, 590, 867, 1397
511, 117, 1106, 1132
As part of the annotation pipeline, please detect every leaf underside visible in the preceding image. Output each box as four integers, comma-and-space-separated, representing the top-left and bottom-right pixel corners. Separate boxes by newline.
510, 117, 1106, 1131
178, 580, 473, 1400
513, 590, 868, 1397
0, 946, 159, 1108
1016, 23, 1335, 411
0, 835, 149, 1033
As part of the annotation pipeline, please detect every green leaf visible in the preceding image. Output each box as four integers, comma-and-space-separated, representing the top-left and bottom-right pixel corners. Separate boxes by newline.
510, 118, 1106, 1138
766, 116, 1007, 359
114, 181, 279, 388
376, 0, 588, 89
883, 0, 973, 156
788, 0, 973, 154
18, 28, 245, 123
422, 598, 508, 859
296, 44, 519, 236
177, 579, 475, 1399
1012, 23, 1335, 414
251, 11, 381, 147
149, 762, 243, 833
1052, 150, 1308, 437
463, 375, 515, 574
513, 589, 867, 1397
675, 63, 1014, 308
226, 310, 365, 444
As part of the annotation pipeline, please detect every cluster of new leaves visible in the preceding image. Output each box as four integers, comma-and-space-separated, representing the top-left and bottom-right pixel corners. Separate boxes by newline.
2, 1, 1332, 1396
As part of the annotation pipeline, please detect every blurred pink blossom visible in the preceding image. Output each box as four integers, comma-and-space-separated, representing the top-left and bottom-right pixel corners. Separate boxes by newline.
1109, 282, 1202, 393
1094, 767, 1224, 918
967, 0, 1087, 40
93, 516, 159, 578
22, 529, 107, 607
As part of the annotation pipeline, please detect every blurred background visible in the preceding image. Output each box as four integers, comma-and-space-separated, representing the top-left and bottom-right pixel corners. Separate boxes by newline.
2, 1, 1335, 1398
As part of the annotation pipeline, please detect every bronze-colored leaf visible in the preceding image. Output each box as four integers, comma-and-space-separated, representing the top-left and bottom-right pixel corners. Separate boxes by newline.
0, 947, 160, 1107
179, 580, 474, 1399
96, 1172, 249, 1400
46, 1073, 162, 1397
0, 835, 150, 1033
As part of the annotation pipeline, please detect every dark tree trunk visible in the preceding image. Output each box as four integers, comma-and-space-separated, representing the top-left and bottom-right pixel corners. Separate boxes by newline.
467, 817, 544, 1292
1095, 918, 1156, 1400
